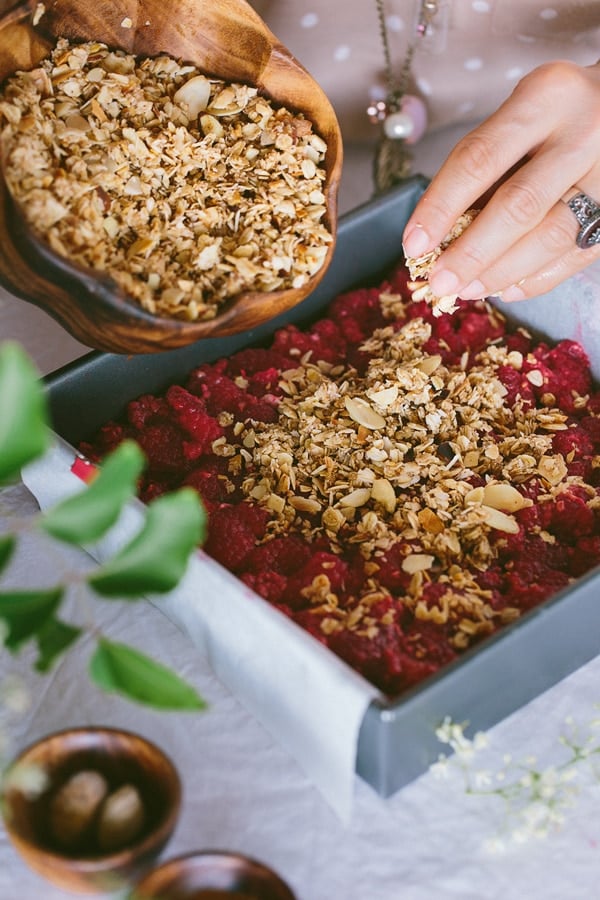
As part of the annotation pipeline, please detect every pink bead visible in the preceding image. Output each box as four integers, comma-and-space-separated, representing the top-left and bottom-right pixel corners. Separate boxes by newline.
400, 94, 428, 145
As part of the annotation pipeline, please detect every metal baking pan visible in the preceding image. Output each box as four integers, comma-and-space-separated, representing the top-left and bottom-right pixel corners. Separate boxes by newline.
45, 175, 600, 797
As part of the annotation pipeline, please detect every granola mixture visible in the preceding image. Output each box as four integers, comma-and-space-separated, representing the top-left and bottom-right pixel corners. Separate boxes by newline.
81, 262, 600, 696
0, 39, 331, 321
406, 210, 478, 316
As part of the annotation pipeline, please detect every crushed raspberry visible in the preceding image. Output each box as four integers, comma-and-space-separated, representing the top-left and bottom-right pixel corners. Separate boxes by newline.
271, 320, 346, 365
183, 462, 235, 505
135, 422, 187, 473
166, 385, 224, 454
328, 286, 388, 343
245, 535, 312, 575
548, 491, 595, 542
496, 365, 535, 409
240, 570, 288, 604
227, 347, 292, 377
127, 394, 171, 429
203, 504, 260, 572
552, 426, 595, 459
503, 567, 571, 611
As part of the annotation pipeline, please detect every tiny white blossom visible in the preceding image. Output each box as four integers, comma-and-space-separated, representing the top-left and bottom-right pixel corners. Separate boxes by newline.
473, 731, 489, 751
430, 756, 450, 780
521, 802, 550, 830
473, 769, 493, 788
483, 836, 506, 854
511, 827, 531, 844
435, 717, 454, 744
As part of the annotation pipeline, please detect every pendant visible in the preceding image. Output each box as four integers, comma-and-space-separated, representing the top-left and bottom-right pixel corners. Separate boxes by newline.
383, 95, 428, 144
372, 94, 428, 194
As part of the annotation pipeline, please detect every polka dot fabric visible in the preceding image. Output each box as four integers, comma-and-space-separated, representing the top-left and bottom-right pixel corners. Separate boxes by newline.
249, 0, 600, 141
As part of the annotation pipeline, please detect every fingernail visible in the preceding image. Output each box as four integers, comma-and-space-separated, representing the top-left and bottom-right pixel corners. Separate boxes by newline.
501, 284, 526, 303
428, 268, 461, 297
402, 224, 431, 258
459, 279, 486, 300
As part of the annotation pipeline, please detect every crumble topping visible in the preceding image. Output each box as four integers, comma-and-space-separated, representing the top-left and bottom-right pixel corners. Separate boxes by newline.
0, 39, 331, 321
406, 210, 478, 316
81, 263, 600, 695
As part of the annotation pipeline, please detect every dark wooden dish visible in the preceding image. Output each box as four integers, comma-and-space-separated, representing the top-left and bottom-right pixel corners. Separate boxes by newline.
2, 726, 181, 894
134, 850, 297, 899
0, 0, 343, 353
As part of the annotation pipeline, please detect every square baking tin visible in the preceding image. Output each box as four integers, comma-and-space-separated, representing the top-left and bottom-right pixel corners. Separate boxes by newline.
45, 176, 600, 797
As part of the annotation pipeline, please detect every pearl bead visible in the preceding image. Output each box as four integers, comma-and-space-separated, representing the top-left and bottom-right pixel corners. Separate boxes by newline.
383, 111, 415, 140
400, 95, 428, 144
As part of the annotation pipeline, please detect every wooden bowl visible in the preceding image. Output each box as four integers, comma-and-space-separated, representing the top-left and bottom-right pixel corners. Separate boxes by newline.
2, 726, 182, 895
134, 850, 297, 899
0, 0, 343, 353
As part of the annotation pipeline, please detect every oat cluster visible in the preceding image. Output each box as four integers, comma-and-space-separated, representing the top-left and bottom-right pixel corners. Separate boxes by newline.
406, 210, 478, 316
214, 296, 579, 650
0, 39, 331, 321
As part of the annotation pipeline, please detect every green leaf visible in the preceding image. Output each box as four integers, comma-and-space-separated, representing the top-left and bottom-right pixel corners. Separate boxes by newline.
89, 488, 206, 597
0, 534, 16, 575
35, 617, 82, 672
89, 638, 206, 710
0, 588, 63, 649
41, 441, 146, 544
0, 342, 49, 483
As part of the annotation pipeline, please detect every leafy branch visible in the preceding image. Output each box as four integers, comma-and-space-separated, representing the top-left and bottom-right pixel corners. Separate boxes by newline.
0, 341, 207, 712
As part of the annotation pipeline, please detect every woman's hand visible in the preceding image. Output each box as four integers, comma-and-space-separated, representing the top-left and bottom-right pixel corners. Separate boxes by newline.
402, 59, 600, 304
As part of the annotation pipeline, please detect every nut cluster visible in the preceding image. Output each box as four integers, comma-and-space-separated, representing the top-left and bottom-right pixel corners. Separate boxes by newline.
0, 39, 331, 321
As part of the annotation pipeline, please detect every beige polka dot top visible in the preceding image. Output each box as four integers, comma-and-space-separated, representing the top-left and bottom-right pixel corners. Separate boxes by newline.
249, 1, 600, 142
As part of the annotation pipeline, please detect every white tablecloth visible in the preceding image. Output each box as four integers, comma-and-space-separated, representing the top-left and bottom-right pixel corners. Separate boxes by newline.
3, 289, 600, 900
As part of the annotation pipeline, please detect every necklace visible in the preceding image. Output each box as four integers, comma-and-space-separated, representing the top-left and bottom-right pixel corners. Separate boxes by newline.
372, 0, 445, 193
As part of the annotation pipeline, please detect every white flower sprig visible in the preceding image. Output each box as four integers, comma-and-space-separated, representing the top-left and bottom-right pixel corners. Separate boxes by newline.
431, 712, 600, 851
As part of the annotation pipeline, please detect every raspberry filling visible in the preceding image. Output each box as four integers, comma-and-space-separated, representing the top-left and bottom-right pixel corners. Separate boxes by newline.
81, 263, 600, 697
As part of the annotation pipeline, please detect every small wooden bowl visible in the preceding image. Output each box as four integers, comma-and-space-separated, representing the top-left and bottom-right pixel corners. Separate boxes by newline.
134, 850, 297, 899
0, 0, 343, 354
2, 726, 182, 895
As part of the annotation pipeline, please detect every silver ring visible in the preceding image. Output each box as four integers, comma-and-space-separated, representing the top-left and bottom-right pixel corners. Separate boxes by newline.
562, 189, 600, 249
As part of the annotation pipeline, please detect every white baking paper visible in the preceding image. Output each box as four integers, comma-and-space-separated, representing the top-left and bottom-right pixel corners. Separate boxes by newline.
22, 437, 381, 822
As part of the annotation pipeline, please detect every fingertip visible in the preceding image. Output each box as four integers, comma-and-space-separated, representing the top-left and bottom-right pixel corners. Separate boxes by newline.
402, 223, 432, 258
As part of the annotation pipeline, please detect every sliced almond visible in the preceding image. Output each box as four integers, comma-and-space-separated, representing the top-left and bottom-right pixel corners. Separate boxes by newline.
402, 553, 435, 574
481, 505, 520, 534
173, 75, 211, 118
367, 385, 398, 408
289, 496, 321, 514
526, 369, 544, 387
416, 354, 442, 376
338, 487, 372, 508
464, 486, 485, 505
482, 482, 533, 512
344, 396, 386, 430
371, 477, 397, 513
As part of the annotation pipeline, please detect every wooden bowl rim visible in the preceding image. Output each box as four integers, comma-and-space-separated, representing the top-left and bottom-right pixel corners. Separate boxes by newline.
3, 725, 182, 872
135, 848, 297, 898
